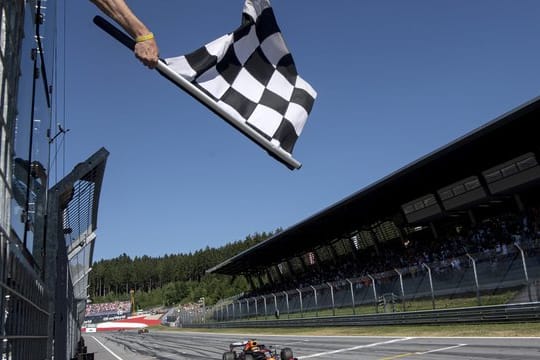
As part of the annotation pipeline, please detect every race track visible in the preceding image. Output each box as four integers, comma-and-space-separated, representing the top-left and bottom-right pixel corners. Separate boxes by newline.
85, 331, 540, 360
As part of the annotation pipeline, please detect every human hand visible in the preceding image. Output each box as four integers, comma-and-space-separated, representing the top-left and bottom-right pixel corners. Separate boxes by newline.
134, 38, 159, 69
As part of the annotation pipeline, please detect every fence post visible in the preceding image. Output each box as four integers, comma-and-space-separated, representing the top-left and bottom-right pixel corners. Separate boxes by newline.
253, 297, 258, 320
232, 301, 236, 320
239, 300, 243, 319
514, 243, 532, 302
394, 268, 406, 312
296, 288, 303, 318
238, 300, 242, 319
310, 285, 318, 317
200, 297, 206, 323
346, 279, 355, 315
367, 274, 378, 313
245, 299, 250, 319
282, 291, 290, 319
327, 282, 336, 316
466, 253, 481, 306
422, 263, 435, 310
272, 293, 278, 318
263, 296, 268, 320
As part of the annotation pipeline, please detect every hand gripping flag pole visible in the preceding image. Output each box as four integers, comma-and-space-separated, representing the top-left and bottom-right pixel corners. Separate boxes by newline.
93, 1, 316, 170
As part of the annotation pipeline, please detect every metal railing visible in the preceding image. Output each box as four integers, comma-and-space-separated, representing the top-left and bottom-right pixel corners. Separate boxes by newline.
45, 148, 109, 359
174, 244, 539, 325
1, 149, 108, 359
1, 229, 50, 359
183, 302, 540, 329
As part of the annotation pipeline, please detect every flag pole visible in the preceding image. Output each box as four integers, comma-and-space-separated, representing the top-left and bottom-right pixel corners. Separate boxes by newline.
93, 16, 302, 170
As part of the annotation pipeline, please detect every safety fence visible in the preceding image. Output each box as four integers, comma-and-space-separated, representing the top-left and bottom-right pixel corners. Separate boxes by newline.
45, 148, 109, 359
1, 149, 108, 359
0, 228, 50, 358
172, 244, 540, 325
181, 302, 540, 329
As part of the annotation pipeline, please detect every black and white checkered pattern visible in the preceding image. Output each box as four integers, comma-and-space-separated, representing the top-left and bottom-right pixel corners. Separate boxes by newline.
165, 0, 316, 154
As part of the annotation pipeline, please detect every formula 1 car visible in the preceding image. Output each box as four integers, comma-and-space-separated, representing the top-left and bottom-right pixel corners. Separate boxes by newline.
222, 339, 297, 360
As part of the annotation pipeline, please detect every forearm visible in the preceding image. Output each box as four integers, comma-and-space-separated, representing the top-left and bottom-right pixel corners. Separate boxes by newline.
91, 0, 159, 68
90, 0, 150, 37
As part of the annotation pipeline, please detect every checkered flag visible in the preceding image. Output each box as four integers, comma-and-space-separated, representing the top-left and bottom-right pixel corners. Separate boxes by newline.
164, 0, 316, 169
93, 0, 315, 169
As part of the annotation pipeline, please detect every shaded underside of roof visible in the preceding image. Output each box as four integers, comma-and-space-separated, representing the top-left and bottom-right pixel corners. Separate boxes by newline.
208, 96, 540, 276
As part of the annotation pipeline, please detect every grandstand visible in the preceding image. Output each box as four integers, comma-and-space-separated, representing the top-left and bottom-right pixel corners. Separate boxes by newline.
82, 301, 165, 332
206, 96, 540, 318
85, 301, 132, 317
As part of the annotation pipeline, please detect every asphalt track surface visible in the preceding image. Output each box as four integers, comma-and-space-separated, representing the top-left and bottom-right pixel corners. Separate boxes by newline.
85, 331, 540, 360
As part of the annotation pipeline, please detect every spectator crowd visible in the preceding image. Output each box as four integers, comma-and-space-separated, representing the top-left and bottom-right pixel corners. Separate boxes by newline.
85, 301, 131, 316
244, 206, 540, 297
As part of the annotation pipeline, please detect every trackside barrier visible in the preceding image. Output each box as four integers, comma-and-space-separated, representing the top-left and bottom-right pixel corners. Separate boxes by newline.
183, 302, 540, 329
1, 149, 108, 359
2, 0, 106, 358
0, 229, 50, 359
45, 148, 109, 359
204, 246, 539, 323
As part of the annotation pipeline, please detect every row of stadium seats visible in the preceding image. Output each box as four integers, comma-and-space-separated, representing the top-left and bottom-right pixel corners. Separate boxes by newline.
243, 206, 540, 297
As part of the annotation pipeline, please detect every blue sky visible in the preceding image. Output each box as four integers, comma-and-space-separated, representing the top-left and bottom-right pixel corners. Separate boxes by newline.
61, 1, 540, 261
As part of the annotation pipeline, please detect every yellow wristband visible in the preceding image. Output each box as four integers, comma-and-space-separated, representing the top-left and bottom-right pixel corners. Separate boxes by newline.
135, 33, 154, 43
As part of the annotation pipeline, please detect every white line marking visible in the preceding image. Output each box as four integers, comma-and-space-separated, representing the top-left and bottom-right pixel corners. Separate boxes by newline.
91, 336, 124, 360
298, 337, 412, 359
416, 344, 467, 355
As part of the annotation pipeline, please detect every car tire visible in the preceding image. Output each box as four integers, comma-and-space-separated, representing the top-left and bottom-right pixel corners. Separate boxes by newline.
280, 348, 294, 360
222, 351, 235, 360
244, 354, 254, 360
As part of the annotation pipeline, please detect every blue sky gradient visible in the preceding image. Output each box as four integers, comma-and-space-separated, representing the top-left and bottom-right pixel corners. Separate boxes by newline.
61, 1, 540, 260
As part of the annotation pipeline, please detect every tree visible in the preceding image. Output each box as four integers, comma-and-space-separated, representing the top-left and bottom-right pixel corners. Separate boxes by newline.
88, 230, 278, 307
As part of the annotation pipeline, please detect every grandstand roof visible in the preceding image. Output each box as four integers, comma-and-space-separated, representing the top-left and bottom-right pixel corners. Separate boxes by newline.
207, 96, 540, 276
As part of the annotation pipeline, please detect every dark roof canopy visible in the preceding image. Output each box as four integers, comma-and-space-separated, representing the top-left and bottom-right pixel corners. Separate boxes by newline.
208, 97, 540, 275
